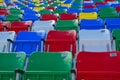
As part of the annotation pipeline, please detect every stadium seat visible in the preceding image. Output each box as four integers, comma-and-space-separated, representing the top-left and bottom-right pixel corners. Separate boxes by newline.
68, 8, 82, 14
40, 14, 58, 22
0, 8, 10, 15
55, 20, 79, 32
45, 6, 56, 10
79, 29, 111, 52
99, 7, 119, 20
116, 6, 120, 12
32, 20, 55, 33
24, 52, 72, 80
5, 14, 22, 22
76, 51, 120, 80
59, 13, 77, 20
61, 3, 71, 7
45, 30, 76, 55
0, 22, 11, 31
79, 12, 98, 21
0, 31, 15, 52
0, 52, 26, 80
12, 31, 46, 55
83, 8, 98, 12
106, 18, 120, 32
80, 18, 104, 30
33, 7, 44, 12
112, 29, 120, 51
9, 21, 32, 34
53, 9, 67, 14
22, 13, 39, 22
39, 9, 52, 15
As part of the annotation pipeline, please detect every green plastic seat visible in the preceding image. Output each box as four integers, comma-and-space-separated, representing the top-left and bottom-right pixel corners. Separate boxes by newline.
74, 0, 83, 3
53, 9, 67, 14
94, 0, 104, 3
5, 14, 22, 22
112, 29, 120, 51
10, 8, 24, 14
24, 52, 72, 80
0, 52, 26, 80
99, 8, 119, 20
39, 10, 52, 15
55, 20, 79, 32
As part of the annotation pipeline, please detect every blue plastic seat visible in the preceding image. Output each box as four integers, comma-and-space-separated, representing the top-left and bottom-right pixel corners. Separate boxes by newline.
97, 4, 110, 9
68, 8, 82, 14
80, 18, 104, 30
57, 6, 69, 10
22, 13, 39, 22
111, 3, 120, 8
0, 15, 5, 21
83, 3, 94, 6
12, 31, 46, 55
83, 8, 98, 12
105, 18, 120, 32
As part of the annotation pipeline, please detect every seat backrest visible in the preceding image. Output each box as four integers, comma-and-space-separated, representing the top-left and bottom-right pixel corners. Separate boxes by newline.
27, 52, 72, 71
0, 52, 26, 71
77, 51, 120, 71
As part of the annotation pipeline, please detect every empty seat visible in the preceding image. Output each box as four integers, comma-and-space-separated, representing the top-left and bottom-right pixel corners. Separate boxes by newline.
9, 21, 32, 34
79, 29, 111, 52
24, 52, 72, 80
55, 20, 79, 32
76, 51, 120, 80
68, 8, 82, 14
0, 52, 26, 80
12, 31, 46, 55
79, 12, 98, 21
40, 14, 58, 22
99, 7, 119, 20
45, 30, 76, 55
80, 18, 104, 30
45, 6, 56, 10
53, 9, 67, 14
0, 22, 11, 31
59, 13, 78, 20
0, 31, 15, 52
39, 9, 52, 15
22, 13, 39, 22
32, 20, 55, 33
83, 8, 98, 12
105, 18, 120, 32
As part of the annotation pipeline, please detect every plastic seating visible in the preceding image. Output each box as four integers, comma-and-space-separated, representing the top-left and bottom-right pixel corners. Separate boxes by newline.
99, 7, 119, 20
39, 9, 52, 15
24, 52, 72, 80
0, 52, 26, 80
79, 29, 111, 52
33, 7, 44, 12
53, 9, 67, 14
12, 31, 46, 55
40, 14, 58, 22
45, 6, 56, 10
112, 29, 120, 51
9, 21, 32, 34
5, 14, 22, 22
106, 18, 120, 32
59, 13, 78, 20
68, 8, 82, 14
83, 8, 98, 12
0, 31, 15, 52
83, 5, 96, 8
76, 51, 120, 80
80, 18, 104, 30
32, 20, 55, 33
56, 20, 79, 32
116, 6, 120, 12
22, 13, 39, 22
0, 8, 10, 15
0, 22, 11, 31
45, 30, 76, 55
61, 3, 71, 7
79, 12, 98, 21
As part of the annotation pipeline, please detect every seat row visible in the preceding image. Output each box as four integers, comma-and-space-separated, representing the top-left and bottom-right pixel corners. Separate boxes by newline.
1, 51, 120, 80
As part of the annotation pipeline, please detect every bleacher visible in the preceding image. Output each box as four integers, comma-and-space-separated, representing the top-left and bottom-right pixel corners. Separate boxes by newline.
0, 0, 120, 80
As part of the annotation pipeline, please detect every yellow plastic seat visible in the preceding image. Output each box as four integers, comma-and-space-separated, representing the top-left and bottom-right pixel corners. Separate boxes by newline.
33, 0, 39, 3
79, 12, 98, 21
61, 3, 71, 7
0, 0, 4, 3
33, 7, 44, 12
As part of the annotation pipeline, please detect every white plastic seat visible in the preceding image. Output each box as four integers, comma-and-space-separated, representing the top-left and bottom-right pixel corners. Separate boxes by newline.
0, 31, 15, 52
32, 20, 55, 33
79, 29, 112, 52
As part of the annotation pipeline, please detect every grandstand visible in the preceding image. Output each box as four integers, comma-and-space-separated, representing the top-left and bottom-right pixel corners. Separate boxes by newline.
0, 0, 120, 80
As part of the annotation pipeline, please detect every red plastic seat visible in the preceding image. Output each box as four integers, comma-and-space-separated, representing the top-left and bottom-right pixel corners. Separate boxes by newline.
76, 51, 120, 80
45, 6, 56, 11
9, 21, 32, 34
116, 6, 120, 12
95, 2, 106, 5
40, 14, 58, 22
0, 8, 10, 15
59, 13, 78, 20
45, 30, 77, 55
84, 5, 96, 8
105, 0, 115, 2
0, 22, 11, 31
